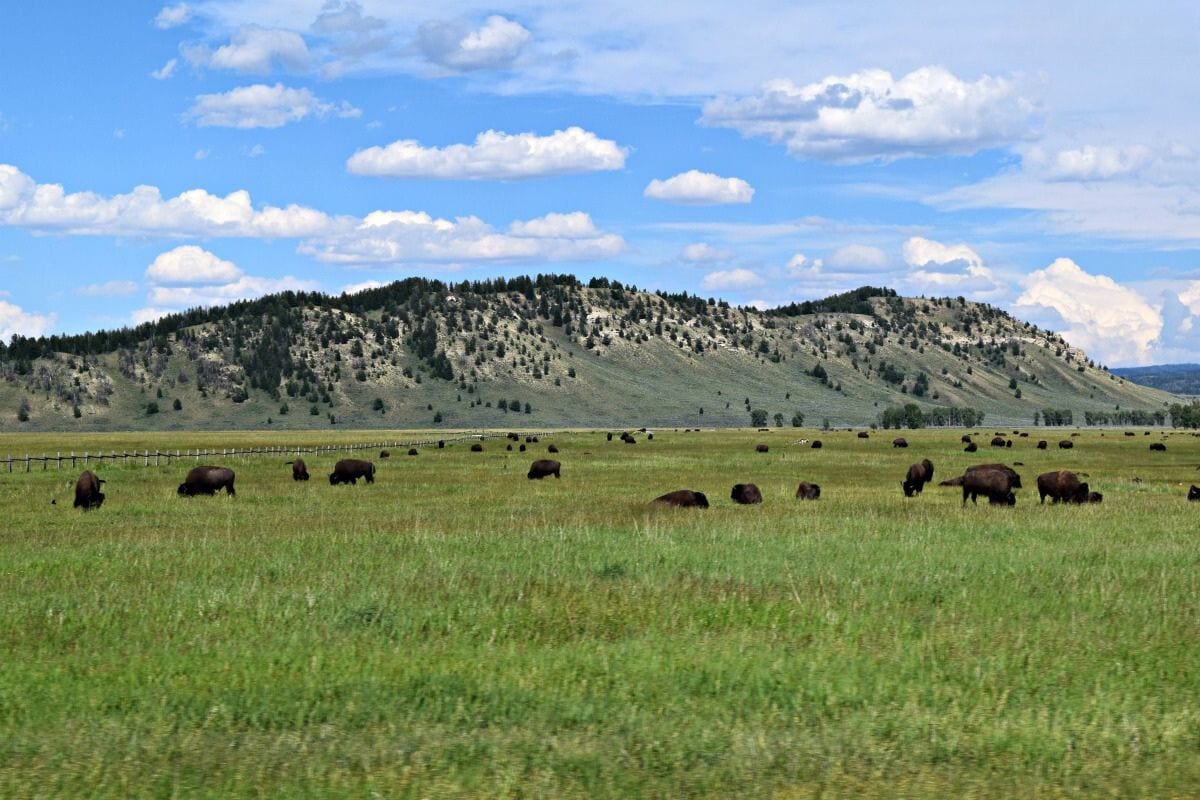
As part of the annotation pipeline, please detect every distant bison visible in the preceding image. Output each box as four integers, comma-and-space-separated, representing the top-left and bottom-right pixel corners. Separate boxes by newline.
961, 435, 973, 444
286, 458, 309, 481
1058, 440, 1074, 449
506, 444, 513, 451
607, 432, 614, 441
810, 440, 823, 449
328, 459, 374, 486
1005, 440, 1013, 448
527, 459, 561, 479
731, 483, 763, 504
507, 433, 520, 441
178, 465, 235, 497
1037, 440, 1048, 449
857, 432, 869, 439
755, 444, 769, 453
990, 436, 1007, 447
73, 469, 105, 510
892, 437, 908, 448
519, 444, 527, 452
647, 433, 654, 440
407, 448, 418, 456
1125, 431, 1136, 437
471, 443, 484, 452
795, 481, 821, 500
653, 489, 709, 508
961, 466, 1017, 506
380, 450, 390, 459
1037, 470, 1089, 504
1150, 443, 1166, 452
1189, 485, 1200, 501
547, 444, 559, 453
902, 459, 935, 497
964, 442, 978, 453
437, 440, 445, 449
1086, 491, 1104, 503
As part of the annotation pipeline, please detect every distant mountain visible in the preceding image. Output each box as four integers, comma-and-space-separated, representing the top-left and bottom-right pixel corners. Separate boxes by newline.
0, 276, 1183, 431
1111, 364, 1200, 395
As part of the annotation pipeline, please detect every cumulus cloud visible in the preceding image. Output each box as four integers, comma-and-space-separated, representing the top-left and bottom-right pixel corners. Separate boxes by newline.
785, 253, 823, 277
151, 58, 178, 80
702, 66, 1036, 163
644, 170, 754, 205
0, 163, 332, 238
78, 280, 138, 297
901, 236, 1004, 297
681, 242, 733, 263
190, 25, 311, 74
146, 245, 243, 284
346, 127, 626, 180
154, 3, 191, 29
826, 244, 888, 271
700, 268, 763, 291
418, 15, 531, 71
1029, 144, 1154, 181
186, 83, 360, 128
1014, 258, 1162, 365
340, 279, 386, 295
0, 299, 56, 341
147, 274, 318, 308
298, 209, 624, 265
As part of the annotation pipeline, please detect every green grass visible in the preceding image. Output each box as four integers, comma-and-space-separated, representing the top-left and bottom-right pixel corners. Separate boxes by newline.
2, 427, 1199, 797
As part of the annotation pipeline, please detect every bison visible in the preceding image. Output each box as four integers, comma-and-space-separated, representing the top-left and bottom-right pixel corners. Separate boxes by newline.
965, 463, 1022, 488
527, 459, 561, 479
964, 442, 978, 453
961, 466, 1017, 506
548, 444, 559, 454
607, 432, 614, 441
961, 435, 973, 444
380, 450, 390, 459
1036, 470, 1090, 504
892, 437, 908, 448
795, 481, 821, 500
328, 459, 374, 486
1058, 440, 1074, 449
902, 459, 935, 497
731, 483, 763, 504
1189, 485, 1200, 501
1086, 491, 1104, 503
755, 444, 769, 453
990, 436, 1007, 447
1150, 443, 1167, 452
519, 444, 527, 452
73, 469, 105, 510
407, 448, 418, 456
1037, 440, 1048, 450
178, 466, 235, 496
470, 443, 484, 452
437, 440, 445, 449
653, 489, 709, 508
286, 458, 309, 481
857, 432, 869, 439
810, 440, 823, 449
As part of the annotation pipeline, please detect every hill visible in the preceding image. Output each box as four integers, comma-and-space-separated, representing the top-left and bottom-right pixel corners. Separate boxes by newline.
1111, 364, 1200, 396
0, 276, 1186, 431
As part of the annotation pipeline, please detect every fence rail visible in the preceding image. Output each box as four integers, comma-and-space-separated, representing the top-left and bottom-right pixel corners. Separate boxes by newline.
1, 431, 556, 473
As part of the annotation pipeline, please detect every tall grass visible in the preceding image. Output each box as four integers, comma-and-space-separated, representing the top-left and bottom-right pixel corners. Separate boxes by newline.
1, 428, 1198, 797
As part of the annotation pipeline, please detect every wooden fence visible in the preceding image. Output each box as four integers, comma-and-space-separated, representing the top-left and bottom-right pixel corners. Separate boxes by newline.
1, 431, 555, 473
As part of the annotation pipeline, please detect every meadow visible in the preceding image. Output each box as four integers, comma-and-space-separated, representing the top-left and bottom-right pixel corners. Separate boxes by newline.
1, 426, 1198, 798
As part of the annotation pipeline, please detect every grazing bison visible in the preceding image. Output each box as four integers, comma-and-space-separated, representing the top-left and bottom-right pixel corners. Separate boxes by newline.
1150, 443, 1167, 452
1058, 440, 1074, 449
964, 442, 978, 453
857, 432, 869, 439
73, 469, 105, 510
470, 443, 484, 452
607, 432, 614, 441
892, 437, 908, 448
965, 463, 1022, 488
810, 440, 823, 449
1036, 470, 1090, 504
527, 459, 561, 479
1125, 431, 1136, 437
795, 481, 821, 500
519, 444, 527, 452
653, 489, 709, 508
1005, 440, 1013, 448
548, 444, 559, 453
755, 444, 769, 453
286, 458, 309, 481
730, 483, 763, 504
407, 448, 418, 456
328, 459, 374, 486
380, 450, 390, 459
990, 436, 1007, 447
623, 437, 637, 445
961, 435, 973, 444
961, 466, 1017, 506
647, 432, 654, 440
902, 459, 935, 497
1037, 440, 1048, 449
1189, 485, 1200, 501
507, 433, 520, 441
178, 466, 235, 496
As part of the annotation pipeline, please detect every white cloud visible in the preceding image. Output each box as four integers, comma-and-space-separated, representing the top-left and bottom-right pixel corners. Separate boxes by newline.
146, 246, 243, 285
702, 66, 1036, 163
340, 280, 386, 295
185, 83, 359, 128
0, 299, 56, 341
78, 280, 138, 297
827, 244, 888, 271
418, 15, 531, 71
0, 163, 332, 238
1029, 144, 1154, 181
146, 274, 318, 308
700, 268, 763, 291
193, 149, 209, 160
151, 58, 178, 80
681, 242, 733, 263
644, 170, 754, 205
785, 253, 823, 277
154, 3, 191, 29
299, 209, 624, 265
346, 127, 626, 180
131, 307, 174, 326
900, 236, 1004, 298
244, 144, 266, 158
1180, 280, 1200, 314
199, 25, 311, 74
1014, 258, 1162, 365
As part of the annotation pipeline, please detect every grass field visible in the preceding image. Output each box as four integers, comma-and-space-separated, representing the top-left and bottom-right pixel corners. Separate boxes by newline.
1, 427, 1199, 798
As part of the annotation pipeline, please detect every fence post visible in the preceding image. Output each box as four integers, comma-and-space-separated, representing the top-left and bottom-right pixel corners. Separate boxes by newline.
56, 452, 61, 470
25, 454, 30, 473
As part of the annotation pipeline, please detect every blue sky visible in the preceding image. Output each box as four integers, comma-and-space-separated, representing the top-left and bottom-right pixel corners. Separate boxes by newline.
1, 1, 1199, 366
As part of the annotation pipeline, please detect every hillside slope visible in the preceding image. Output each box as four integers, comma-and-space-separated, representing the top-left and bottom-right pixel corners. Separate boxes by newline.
0, 276, 1182, 431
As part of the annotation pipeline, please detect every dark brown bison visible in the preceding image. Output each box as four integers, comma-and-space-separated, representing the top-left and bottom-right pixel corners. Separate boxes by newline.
437, 440, 445, 449
810, 440, 823, 449
892, 437, 908, 448
547, 444, 559, 453
647, 432, 654, 440
961, 435, 973, 444
287, 458, 309, 481
902, 459, 935, 497
1005, 440, 1013, 448
380, 450, 390, 459
857, 432, 869, 439
1058, 440, 1074, 449
965, 463, 1022, 488
1150, 443, 1166, 452
507, 433, 520, 441
470, 443, 484, 452
1037, 440, 1048, 449
961, 466, 1017, 505
731, 483, 763, 504
328, 459, 374, 485
795, 481, 821, 500
964, 442, 978, 452
506, 444, 513, 451
607, 432, 614, 441
73, 469, 105, 510
527, 459, 561, 479
990, 436, 1007, 447
1019, 432, 1029, 438
1189, 485, 1199, 501
755, 444, 769, 453
1125, 431, 1136, 436
653, 489, 709, 508
1086, 491, 1104, 503
178, 466, 236, 496
519, 444, 527, 452
1036, 470, 1089, 504
407, 448, 418, 456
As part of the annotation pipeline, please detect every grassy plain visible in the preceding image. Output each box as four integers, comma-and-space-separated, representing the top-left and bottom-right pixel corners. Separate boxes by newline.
1, 426, 1198, 798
